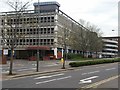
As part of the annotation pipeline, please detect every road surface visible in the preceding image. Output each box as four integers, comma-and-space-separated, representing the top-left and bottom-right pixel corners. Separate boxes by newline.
2, 62, 119, 89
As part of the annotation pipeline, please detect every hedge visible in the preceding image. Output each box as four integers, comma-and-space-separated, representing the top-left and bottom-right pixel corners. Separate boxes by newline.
65, 53, 83, 59
69, 58, 120, 67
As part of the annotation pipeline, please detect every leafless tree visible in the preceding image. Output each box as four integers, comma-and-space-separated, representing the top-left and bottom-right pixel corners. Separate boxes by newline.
79, 19, 103, 57
57, 22, 71, 69
70, 19, 103, 58
1, 0, 32, 75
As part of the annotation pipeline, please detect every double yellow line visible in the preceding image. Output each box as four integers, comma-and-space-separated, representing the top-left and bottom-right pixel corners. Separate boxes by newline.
78, 75, 120, 90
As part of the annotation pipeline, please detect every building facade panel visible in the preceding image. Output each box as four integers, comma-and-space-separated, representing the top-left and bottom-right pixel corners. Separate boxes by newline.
0, 1, 91, 60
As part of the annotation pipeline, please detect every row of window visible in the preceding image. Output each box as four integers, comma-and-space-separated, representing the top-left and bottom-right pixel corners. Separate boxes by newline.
1, 16, 55, 25
103, 46, 118, 49
102, 50, 118, 53
5, 27, 54, 35
104, 42, 118, 45
6, 39, 54, 46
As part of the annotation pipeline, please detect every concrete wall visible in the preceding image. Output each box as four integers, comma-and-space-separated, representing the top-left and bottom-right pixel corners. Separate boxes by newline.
118, 2, 120, 57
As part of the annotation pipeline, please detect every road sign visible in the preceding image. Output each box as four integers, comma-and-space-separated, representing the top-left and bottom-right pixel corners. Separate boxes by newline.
3, 49, 8, 55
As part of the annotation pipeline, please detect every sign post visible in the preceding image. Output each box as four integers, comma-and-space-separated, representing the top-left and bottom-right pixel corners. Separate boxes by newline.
2, 48, 8, 64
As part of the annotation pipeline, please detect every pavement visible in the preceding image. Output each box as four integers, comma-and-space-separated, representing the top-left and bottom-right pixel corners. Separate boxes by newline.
0, 56, 2, 64
1, 59, 75, 81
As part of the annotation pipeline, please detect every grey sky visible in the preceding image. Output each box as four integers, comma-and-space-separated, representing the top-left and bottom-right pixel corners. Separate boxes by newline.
0, 0, 119, 37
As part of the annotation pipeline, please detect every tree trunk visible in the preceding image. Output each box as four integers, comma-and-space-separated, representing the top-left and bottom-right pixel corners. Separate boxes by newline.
9, 48, 14, 75
36, 49, 39, 72
82, 51, 85, 58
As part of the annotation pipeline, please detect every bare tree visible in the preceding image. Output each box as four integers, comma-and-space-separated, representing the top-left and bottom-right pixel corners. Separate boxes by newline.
1, 0, 32, 75
70, 26, 89, 57
57, 24, 70, 69
79, 19, 103, 58
70, 19, 103, 58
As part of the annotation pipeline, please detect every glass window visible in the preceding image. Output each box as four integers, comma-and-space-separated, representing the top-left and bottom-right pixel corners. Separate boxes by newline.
44, 28, 46, 34
51, 28, 54, 34
51, 17, 54, 22
48, 17, 50, 22
48, 28, 50, 34
40, 17, 43, 23
44, 17, 47, 22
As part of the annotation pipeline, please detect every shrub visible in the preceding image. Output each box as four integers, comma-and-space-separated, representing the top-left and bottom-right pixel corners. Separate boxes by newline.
65, 53, 82, 60
69, 58, 120, 67
114, 58, 120, 62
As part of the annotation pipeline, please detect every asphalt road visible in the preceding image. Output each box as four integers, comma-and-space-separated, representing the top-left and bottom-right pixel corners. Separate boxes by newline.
2, 62, 119, 89
1, 60, 71, 74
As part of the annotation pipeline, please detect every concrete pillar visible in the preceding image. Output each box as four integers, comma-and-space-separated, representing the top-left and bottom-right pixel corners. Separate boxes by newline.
118, 2, 120, 57
118, 37, 120, 57
62, 48, 63, 57
66, 49, 68, 54
54, 47, 57, 59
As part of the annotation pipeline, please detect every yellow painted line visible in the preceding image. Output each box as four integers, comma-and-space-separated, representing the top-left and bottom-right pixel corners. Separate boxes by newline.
80, 75, 120, 89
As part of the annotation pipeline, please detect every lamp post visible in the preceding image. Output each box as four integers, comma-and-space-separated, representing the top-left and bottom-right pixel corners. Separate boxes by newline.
111, 30, 119, 57
118, 37, 120, 57
36, 0, 40, 72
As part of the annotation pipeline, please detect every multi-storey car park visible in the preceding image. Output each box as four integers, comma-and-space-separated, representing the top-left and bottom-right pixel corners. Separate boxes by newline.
0, 1, 89, 60
102, 37, 119, 58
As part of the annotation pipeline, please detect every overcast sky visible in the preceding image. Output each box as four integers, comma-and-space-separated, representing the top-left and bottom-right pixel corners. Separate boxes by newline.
0, 0, 119, 37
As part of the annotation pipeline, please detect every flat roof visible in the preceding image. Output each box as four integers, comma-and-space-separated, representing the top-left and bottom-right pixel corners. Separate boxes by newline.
33, 1, 60, 7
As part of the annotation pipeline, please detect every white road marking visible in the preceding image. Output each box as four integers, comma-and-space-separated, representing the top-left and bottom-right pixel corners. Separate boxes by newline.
31, 68, 36, 69
82, 71, 100, 75
44, 64, 58, 67
36, 76, 71, 84
34, 73, 64, 79
95, 66, 105, 68
17, 69, 30, 71
79, 80, 92, 84
56, 76, 71, 80
32, 64, 37, 66
105, 68, 116, 71
79, 76, 99, 84
74, 69, 83, 71
17, 68, 36, 71
2, 70, 9, 73
36, 79, 56, 84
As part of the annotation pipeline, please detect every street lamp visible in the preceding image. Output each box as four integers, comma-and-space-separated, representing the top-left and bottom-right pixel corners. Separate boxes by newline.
36, 0, 40, 72
111, 30, 119, 57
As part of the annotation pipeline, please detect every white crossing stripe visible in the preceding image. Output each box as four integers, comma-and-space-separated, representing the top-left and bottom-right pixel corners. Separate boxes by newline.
36, 76, 71, 84
105, 68, 116, 71
17, 68, 36, 71
82, 71, 100, 75
2, 70, 9, 73
34, 73, 64, 79
43, 64, 58, 67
